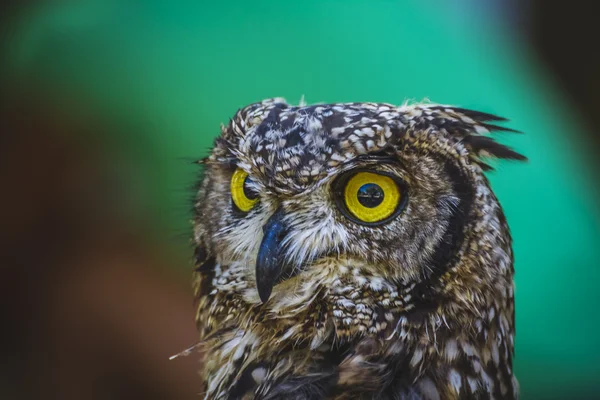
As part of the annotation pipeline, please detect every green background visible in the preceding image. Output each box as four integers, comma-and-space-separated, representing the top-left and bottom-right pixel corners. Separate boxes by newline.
7, 1, 600, 397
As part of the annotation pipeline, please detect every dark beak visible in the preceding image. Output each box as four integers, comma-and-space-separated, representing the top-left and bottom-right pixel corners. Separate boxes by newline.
256, 207, 292, 303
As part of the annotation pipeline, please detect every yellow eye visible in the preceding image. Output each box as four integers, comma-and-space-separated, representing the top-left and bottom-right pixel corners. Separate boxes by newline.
231, 168, 259, 212
336, 171, 406, 225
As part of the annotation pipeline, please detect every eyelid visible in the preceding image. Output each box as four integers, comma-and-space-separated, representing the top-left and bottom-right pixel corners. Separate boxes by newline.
243, 176, 260, 189
335, 157, 408, 178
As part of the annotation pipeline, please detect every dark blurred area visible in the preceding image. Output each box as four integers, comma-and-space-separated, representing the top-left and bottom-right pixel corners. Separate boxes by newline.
0, 89, 200, 399
529, 1, 600, 154
1, 1, 598, 399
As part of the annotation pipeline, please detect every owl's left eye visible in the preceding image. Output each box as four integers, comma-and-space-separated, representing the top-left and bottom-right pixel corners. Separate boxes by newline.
231, 168, 259, 212
333, 170, 407, 225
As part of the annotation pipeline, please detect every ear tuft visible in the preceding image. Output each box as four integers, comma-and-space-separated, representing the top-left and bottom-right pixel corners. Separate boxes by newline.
463, 135, 527, 162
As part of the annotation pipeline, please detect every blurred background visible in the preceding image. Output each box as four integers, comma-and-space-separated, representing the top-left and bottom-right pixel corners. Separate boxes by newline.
1, 1, 599, 399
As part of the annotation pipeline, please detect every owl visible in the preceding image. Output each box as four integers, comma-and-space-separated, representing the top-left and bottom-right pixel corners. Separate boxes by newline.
192, 98, 525, 400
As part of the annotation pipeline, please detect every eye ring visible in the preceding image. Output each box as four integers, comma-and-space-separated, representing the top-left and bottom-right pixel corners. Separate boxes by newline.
231, 168, 259, 212
333, 169, 408, 226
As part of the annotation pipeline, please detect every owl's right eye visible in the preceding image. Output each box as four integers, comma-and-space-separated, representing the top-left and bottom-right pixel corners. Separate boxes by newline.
231, 168, 259, 212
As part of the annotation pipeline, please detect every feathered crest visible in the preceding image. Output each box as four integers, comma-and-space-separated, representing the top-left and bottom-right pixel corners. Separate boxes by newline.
203, 99, 527, 176
410, 104, 527, 171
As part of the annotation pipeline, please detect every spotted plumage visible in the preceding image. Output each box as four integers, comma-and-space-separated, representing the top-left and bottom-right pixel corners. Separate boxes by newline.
192, 98, 525, 399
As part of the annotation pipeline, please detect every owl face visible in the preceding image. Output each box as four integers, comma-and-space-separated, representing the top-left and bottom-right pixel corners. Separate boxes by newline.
194, 98, 516, 305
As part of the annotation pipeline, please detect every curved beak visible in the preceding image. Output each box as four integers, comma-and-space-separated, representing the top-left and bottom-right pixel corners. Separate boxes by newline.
255, 207, 293, 303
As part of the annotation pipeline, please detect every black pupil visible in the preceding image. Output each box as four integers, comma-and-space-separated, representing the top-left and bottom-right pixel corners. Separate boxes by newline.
357, 183, 384, 208
243, 176, 259, 200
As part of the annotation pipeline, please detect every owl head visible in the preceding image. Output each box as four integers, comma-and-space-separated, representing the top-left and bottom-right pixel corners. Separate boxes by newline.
193, 98, 524, 310
193, 98, 525, 399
